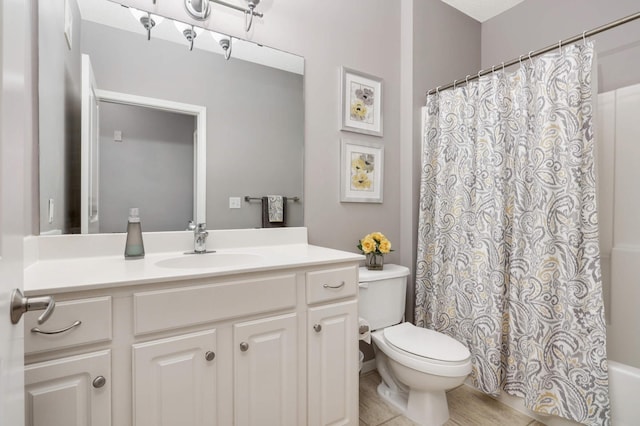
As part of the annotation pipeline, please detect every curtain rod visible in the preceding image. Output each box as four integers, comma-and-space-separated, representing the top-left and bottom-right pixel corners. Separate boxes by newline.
426, 11, 640, 96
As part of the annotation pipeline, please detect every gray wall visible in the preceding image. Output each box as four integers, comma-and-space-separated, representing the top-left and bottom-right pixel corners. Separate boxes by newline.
81, 21, 304, 230
98, 102, 195, 233
482, 0, 640, 93
37, 0, 82, 233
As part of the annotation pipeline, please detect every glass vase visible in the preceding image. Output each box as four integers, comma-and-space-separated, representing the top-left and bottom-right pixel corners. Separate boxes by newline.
365, 252, 384, 270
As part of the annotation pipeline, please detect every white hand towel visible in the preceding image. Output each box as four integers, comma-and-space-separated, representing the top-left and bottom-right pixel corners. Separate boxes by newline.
358, 317, 371, 344
267, 195, 284, 222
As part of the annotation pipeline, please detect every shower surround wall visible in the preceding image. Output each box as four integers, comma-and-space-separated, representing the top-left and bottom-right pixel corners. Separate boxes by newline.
597, 85, 640, 368
481, 0, 640, 371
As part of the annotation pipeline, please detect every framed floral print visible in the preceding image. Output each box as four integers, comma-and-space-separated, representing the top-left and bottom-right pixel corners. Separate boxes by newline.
340, 139, 384, 203
340, 67, 383, 137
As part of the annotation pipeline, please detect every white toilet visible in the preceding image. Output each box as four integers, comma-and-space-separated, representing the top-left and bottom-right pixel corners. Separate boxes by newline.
359, 264, 472, 426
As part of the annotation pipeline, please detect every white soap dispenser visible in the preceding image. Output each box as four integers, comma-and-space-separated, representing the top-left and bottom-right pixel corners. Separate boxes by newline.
124, 208, 145, 259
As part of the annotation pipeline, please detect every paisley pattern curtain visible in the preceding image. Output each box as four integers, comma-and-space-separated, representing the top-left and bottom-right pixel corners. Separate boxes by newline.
415, 42, 610, 425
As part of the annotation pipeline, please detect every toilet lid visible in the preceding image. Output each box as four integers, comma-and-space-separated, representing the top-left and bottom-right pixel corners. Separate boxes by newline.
383, 323, 470, 362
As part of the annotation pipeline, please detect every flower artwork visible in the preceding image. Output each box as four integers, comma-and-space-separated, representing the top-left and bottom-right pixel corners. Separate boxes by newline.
341, 67, 383, 136
350, 152, 374, 191
341, 139, 383, 203
349, 84, 375, 124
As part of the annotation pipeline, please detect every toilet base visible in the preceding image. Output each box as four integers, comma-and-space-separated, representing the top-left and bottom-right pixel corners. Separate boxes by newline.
376, 381, 450, 426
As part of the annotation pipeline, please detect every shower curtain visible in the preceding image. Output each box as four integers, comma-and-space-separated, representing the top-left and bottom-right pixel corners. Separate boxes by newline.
415, 42, 610, 425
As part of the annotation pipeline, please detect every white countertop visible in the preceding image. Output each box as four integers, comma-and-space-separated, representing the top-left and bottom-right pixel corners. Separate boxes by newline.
24, 228, 364, 296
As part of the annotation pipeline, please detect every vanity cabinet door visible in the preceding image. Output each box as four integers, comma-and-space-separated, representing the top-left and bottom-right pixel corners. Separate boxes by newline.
25, 350, 111, 426
308, 300, 358, 426
234, 313, 298, 426
132, 329, 217, 426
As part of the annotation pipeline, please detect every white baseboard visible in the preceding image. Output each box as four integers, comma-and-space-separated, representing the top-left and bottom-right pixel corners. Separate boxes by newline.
360, 359, 377, 374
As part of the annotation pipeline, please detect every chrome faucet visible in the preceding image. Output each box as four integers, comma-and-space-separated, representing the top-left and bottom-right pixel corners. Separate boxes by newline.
194, 223, 208, 254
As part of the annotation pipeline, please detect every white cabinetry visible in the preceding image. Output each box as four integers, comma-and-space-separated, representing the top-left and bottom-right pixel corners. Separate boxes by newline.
132, 329, 217, 426
25, 350, 111, 426
306, 264, 359, 426
24, 262, 360, 425
308, 300, 358, 426
234, 313, 298, 426
24, 296, 112, 426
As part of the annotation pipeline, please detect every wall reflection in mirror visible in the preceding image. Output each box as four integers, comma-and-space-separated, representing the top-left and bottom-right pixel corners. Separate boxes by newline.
38, 0, 304, 235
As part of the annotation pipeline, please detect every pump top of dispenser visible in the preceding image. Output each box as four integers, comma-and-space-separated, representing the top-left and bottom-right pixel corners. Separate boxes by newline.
129, 208, 141, 223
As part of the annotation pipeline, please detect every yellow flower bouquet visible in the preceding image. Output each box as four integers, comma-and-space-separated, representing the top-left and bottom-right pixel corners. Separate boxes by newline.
357, 232, 392, 270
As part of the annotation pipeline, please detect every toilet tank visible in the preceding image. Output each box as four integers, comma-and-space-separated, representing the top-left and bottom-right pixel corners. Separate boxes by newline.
359, 264, 410, 331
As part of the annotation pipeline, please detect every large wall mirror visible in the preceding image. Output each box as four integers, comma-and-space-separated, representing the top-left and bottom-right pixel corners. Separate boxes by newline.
38, 0, 304, 235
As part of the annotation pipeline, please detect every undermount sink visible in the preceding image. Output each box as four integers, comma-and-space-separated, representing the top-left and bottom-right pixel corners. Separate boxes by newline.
155, 252, 264, 269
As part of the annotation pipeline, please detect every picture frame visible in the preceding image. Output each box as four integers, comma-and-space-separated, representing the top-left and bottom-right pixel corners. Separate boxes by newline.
340, 139, 384, 203
340, 67, 383, 137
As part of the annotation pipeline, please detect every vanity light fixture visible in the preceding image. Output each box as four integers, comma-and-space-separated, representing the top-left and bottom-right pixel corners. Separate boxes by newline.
183, 0, 263, 33
130, 8, 164, 41
174, 21, 201, 51
211, 31, 233, 60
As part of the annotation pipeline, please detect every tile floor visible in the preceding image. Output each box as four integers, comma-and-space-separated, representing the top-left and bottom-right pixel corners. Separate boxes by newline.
359, 371, 545, 426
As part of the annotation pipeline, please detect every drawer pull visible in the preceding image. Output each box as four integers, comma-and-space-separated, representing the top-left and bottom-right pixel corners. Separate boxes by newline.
313, 324, 322, 333
92, 376, 106, 389
31, 320, 82, 335
205, 351, 216, 361
240, 342, 249, 352
323, 281, 345, 289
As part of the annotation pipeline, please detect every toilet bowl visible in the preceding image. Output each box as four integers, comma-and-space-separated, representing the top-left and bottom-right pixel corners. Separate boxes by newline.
359, 265, 471, 426
371, 322, 471, 426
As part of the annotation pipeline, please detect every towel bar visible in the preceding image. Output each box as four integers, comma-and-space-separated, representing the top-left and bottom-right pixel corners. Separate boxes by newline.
244, 196, 300, 202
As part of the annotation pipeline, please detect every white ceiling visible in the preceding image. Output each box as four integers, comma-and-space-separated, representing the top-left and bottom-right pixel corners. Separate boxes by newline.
440, 0, 525, 22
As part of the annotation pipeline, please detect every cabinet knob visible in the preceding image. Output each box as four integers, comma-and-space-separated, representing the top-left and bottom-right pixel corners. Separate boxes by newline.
205, 351, 216, 361
92, 376, 106, 389
313, 324, 322, 333
239, 342, 249, 352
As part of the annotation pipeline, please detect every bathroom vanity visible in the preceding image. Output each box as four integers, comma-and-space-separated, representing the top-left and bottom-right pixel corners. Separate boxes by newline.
22, 228, 362, 426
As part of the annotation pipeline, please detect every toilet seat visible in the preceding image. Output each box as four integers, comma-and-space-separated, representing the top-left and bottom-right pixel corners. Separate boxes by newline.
371, 323, 471, 377
384, 322, 470, 363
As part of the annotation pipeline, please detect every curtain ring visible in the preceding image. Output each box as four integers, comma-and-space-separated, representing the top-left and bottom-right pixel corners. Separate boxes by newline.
465, 75, 470, 86
453, 79, 458, 89
528, 51, 534, 66
582, 30, 587, 44
519, 55, 524, 66
477, 70, 482, 79
436, 85, 441, 95
492, 65, 495, 73
558, 39, 562, 53
502, 62, 505, 73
